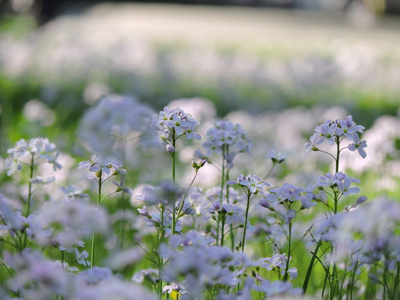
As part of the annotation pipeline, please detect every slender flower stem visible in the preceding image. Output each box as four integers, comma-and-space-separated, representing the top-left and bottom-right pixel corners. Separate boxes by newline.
303, 137, 342, 293
91, 170, 102, 268
283, 221, 293, 281
264, 162, 276, 180
329, 137, 341, 299
303, 240, 322, 293
119, 148, 127, 249
61, 250, 65, 269
25, 155, 35, 218
335, 137, 340, 174
241, 192, 251, 252
217, 146, 226, 245
171, 129, 177, 236
220, 212, 226, 247
177, 170, 198, 218
226, 169, 235, 251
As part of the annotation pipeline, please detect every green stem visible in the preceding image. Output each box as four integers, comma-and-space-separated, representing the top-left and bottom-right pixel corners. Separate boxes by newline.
61, 250, 65, 269
227, 171, 235, 251
335, 137, 340, 174
241, 192, 251, 252
283, 221, 292, 281
264, 162, 276, 180
393, 262, 400, 300
216, 146, 226, 245
349, 261, 359, 300
220, 212, 226, 247
328, 137, 341, 299
119, 191, 126, 249
91, 170, 102, 268
171, 129, 177, 236
1, 263, 14, 278
303, 239, 322, 293
25, 155, 35, 217
176, 170, 198, 218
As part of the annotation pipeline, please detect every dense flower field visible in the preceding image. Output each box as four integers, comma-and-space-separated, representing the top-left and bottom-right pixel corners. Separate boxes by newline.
1, 95, 400, 299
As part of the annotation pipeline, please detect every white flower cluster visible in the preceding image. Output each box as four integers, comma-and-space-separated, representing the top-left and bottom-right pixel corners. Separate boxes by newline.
203, 120, 252, 155
228, 174, 271, 194
151, 107, 201, 142
305, 115, 367, 158
195, 120, 252, 168
78, 95, 154, 158
157, 231, 301, 298
5, 137, 61, 176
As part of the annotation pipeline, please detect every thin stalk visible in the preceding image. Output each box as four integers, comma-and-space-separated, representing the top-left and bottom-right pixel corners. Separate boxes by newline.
227, 169, 235, 251
61, 250, 65, 269
335, 137, 340, 174
225, 146, 235, 250
176, 170, 198, 218
303, 238, 322, 292
158, 202, 166, 299
91, 170, 102, 268
1, 263, 14, 278
119, 191, 126, 249
282, 221, 292, 281
220, 212, 226, 247
171, 129, 177, 236
241, 192, 251, 252
216, 146, 226, 245
349, 261, 359, 300
264, 161, 276, 180
393, 262, 400, 300
25, 155, 35, 217
321, 272, 328, 299
119, 147, 127, 249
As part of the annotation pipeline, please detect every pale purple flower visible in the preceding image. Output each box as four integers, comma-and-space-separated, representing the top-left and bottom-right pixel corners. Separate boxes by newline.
78, 267, 113, 284
222, 203, 245, 225
152, 106, 200, 141
61, 185, 88, 203
348, 132, 367, 158
112, 178, 133, 195
5, 137, 61, 176
4, 250, 69, 300
316, 172, 360, 196
305, 116, 366, 157
37, 200, 109, 248
105, 248, 143, 270
30, 176, 55, 185
78, 95, 155, 159
200, 120, 252, 168
336, 115, 364, 139
228, 174, 271, 194
266, 149, 285, 164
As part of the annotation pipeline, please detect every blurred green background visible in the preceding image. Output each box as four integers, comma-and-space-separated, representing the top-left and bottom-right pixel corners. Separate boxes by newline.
1, 0, 400, 150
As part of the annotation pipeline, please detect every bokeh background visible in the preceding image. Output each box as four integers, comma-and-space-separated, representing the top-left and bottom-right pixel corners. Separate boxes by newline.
1, 0, 400, 199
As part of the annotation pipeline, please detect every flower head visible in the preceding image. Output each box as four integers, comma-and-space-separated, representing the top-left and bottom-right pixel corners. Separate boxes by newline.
5, 137, 61, 176
228, 174, 271, 194
152, 107, 201, 142
305, 115, 366, 158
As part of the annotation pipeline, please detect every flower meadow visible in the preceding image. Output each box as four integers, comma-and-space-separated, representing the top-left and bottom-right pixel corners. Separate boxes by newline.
1, 96, 400, 300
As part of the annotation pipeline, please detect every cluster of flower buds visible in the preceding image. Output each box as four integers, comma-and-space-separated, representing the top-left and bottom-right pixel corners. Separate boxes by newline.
5, 138, 61, 176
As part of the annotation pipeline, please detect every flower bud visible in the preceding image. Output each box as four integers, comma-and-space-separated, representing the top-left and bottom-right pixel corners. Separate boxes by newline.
166, 144, 175, 154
